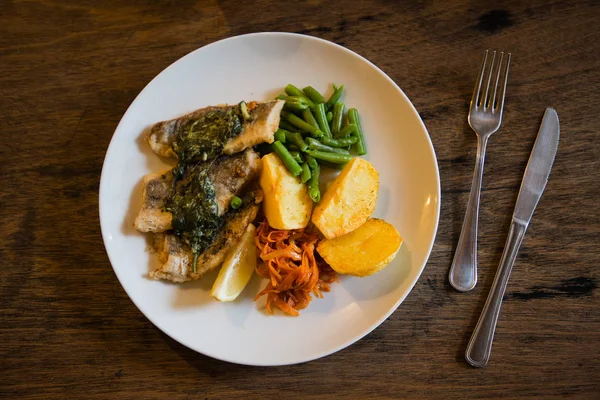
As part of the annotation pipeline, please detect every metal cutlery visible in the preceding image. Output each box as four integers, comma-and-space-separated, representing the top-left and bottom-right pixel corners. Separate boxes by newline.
465, 108, 560, 367
449, 50, 512, 292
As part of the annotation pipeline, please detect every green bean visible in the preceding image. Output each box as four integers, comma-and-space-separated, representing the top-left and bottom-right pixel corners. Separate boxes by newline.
307, 163, 321, 202
331, 102, 345, 135
304, 154, 318, 170
302, 108, 319, 129
284, 84, 315, 107
312, 103, 331, 137
302, 86, 325, 104
274, 129, 287, 144
284, 84, 306, 97
325, 84, 344, 110
300, 163, 311, 183
306, 137, 351, 155
306, 149, 354, 164
288, 150, 304, 164
308, 131, 325, 139
279, 119, 296, 131
326, 111, 333, 123
286, 131, 308, 152
275, 94, 287, 100
272, 141, 303, 176
286, 143, 300, 152
321, 135, 357, 148
334, 123, 357, 139
230, 196, 243, 209
281, 110, 324, 136
283, 96, 311, 112
348, 108, 367, 155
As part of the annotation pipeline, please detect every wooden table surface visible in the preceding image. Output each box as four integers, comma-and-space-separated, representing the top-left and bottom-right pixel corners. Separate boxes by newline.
2, 0, 599, 399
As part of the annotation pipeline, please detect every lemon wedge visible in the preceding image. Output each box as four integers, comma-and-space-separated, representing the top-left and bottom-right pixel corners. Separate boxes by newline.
211, 223, 257, 302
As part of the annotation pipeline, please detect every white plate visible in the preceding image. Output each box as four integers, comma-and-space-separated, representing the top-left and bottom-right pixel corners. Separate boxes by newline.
99, 32, 440, 366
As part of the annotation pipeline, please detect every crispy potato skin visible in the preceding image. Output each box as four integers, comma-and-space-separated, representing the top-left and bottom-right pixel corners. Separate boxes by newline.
312, 158, 379, 239
317, 218, 402, 277
259, 153, 312, 229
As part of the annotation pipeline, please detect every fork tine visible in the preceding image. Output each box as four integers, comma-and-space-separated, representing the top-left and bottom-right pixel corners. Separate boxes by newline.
482, 50, 496, 109
491, 52, 505, 110
471, 50, 489, 108
495, 53, 511, 113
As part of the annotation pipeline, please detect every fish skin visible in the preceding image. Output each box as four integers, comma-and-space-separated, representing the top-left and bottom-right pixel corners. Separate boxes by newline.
146, 100, 284, 159
134, 149, 261, 233
138, 99, 282, 283
150, 187, 263, 283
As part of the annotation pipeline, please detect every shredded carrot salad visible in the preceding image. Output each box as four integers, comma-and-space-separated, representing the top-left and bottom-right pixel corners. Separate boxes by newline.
254, 219, 337, 316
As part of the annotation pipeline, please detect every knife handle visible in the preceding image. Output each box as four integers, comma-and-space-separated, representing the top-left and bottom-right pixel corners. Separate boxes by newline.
465, 219, 527, 367
449, 136, 488, 292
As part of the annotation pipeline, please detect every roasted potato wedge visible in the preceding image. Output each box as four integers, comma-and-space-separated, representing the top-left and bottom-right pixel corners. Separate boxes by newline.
259, 153, 312, 229
311, 157, 379, 239
317, 218, 402, 277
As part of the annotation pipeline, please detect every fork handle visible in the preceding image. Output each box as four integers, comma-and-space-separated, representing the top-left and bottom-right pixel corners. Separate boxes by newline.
465, 219, 527, 367
449, 135, 488, 292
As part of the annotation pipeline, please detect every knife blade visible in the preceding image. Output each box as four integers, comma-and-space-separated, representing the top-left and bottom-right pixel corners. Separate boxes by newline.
465, 107, 560, 367
513, 107, 560, 226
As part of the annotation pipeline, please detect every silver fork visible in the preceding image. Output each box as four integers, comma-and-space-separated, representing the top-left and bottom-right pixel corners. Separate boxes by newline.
449, 50, 511, 292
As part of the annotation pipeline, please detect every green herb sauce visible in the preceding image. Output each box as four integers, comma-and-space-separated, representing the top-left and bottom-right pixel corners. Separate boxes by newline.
166, 165, 222, 270
166, 106, 246, 272
173, 108, 242, 164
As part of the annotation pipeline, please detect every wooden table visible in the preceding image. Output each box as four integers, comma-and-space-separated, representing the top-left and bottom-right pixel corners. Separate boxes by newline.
2, 1, 599, 398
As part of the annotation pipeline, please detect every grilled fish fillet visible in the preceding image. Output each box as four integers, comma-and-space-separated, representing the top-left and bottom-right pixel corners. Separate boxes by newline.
134, 149, 261, 233
150, 188, 263, 283
147, 100, 284, 159
134, 170, 173, 233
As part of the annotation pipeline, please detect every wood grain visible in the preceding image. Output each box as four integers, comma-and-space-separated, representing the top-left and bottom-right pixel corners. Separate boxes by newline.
1, 0, 599, 399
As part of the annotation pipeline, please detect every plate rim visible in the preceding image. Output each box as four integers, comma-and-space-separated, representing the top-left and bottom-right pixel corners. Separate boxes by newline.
99, 31, 441, 366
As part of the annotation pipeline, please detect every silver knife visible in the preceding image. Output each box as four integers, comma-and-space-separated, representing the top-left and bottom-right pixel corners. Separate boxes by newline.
465, 108, 560, 368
